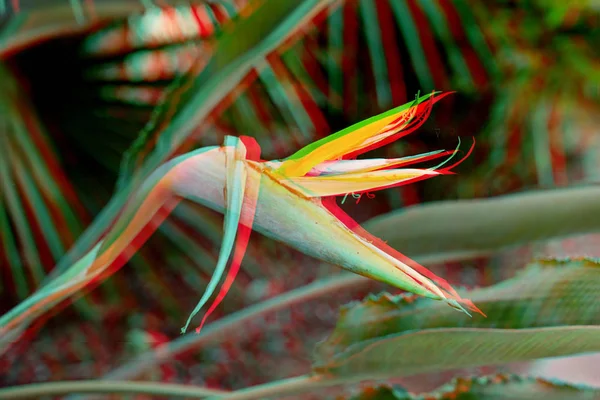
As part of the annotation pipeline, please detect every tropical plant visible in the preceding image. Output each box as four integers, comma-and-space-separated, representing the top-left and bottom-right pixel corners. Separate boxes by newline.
0, 0, 599, 398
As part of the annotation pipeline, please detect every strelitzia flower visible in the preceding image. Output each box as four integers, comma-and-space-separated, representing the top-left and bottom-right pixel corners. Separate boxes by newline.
0, 91, 481, 340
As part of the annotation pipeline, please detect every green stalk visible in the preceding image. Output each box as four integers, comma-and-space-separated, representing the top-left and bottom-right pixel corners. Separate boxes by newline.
0, 381, 226, 399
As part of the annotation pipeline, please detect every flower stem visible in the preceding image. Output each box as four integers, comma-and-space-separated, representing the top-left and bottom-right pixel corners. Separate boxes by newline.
0, 380, 226, 399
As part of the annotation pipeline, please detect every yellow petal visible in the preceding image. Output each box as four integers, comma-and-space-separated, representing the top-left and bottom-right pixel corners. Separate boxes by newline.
281, 168, 440, 197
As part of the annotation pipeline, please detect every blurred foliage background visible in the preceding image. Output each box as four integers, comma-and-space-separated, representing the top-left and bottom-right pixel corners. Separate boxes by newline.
0, 0, 599, 398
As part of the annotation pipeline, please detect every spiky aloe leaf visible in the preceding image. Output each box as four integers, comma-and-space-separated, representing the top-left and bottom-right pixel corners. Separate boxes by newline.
313, 258, 600, 379
344, 374, 600, 400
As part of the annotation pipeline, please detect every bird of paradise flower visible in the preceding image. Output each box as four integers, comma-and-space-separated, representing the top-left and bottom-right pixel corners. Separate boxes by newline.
0, 91, 482, 343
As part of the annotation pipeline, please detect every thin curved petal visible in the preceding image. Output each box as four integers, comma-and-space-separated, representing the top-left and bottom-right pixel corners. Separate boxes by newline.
266, 149, 452, 175
283, 169, 441, 197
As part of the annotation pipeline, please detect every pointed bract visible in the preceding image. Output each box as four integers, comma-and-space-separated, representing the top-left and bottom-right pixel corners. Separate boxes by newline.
0, 92, 480, 339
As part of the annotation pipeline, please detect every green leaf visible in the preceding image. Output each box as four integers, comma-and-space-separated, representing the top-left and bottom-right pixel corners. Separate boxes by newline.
313, 258, 600, 379
345, 374, 600, 400
364, 185, 600, 262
